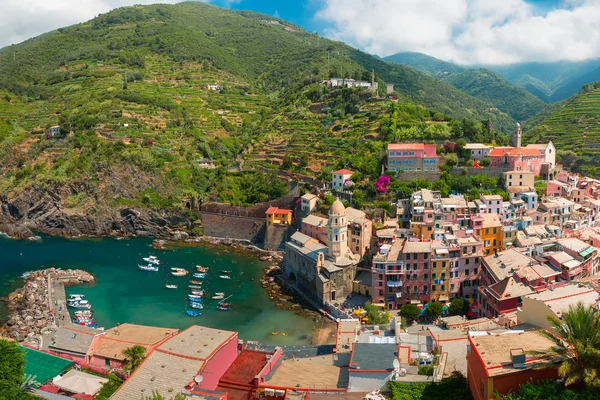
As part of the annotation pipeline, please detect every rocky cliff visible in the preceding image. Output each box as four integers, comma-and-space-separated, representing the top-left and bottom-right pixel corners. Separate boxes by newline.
0, 188, 190, 240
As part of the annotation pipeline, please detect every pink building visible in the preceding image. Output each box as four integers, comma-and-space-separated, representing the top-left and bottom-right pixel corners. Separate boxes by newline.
300, 214, 328, 244
456, 237, 484, 298
387, 143, 438, 172
546, 180, 570, 197
489, 147, 545, 175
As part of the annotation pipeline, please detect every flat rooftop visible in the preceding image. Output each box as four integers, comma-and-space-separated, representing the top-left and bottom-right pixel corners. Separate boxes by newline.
157, 325, 237, 360
471, 331, 556, 377
267, 355, 348, 389
104, 323, 177, 345
218, 349, 268, 386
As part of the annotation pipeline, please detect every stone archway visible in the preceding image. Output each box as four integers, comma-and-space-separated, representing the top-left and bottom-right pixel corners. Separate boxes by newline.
288, 272, 297, 282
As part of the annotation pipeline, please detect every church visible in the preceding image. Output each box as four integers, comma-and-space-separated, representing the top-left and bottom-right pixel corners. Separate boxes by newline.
282, 198, 360, 305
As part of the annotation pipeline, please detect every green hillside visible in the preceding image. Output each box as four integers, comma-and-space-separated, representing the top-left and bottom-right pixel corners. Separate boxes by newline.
0, 2, 511, 212
384, 52, 465, 75
444, 69, 546, 121
525, 81, 600, 172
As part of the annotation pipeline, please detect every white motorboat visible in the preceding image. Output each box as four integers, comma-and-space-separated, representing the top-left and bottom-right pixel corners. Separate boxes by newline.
188, 294, 203, 300
139, 264, 159, 272
219, 275, 231, 280
143, 255, 160, 265
165, 284, 178, 289
68, 294, 85, 301
171, 268, 188, 276
212, 292, 225, 300
68, 300, 91, 309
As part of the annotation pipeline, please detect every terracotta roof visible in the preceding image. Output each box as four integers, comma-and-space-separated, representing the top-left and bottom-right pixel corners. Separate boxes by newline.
388, 143, 425, 150
333, 169, 354, 175
488, 277, 533, 300
489, 147, 544, 157
265, 207, 291, 215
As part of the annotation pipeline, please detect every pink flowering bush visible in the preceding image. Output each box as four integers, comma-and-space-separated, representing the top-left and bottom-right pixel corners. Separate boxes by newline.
375, 175, 391, 193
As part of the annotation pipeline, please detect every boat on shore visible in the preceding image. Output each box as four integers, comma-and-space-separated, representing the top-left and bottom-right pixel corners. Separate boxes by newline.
139, 264, 159, 272
219, 275, 231, 280
143, 256, 160, 265
192, 273, 206, 279
171, 268, 188, 276
165, 284, 178, 289
186, 310, 201, 317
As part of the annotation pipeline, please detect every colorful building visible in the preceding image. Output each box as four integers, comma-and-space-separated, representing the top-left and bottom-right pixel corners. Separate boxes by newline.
387, 143, 438, 172
471, 213, 502, 255
265, 207, 292, 225
332, 169, 354, 190
488, 147, 545, 175
503, 170, 534, 190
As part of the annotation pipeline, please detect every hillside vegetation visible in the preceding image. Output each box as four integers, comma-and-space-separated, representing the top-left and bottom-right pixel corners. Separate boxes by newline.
0, 2, 514, 215
525, 81, 600, 174
385, 54, 545, 120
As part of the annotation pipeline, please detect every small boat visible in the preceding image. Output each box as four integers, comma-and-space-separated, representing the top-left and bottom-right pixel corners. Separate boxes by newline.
188, 284, 203, 289
188, 294, 203, 301
196, 266, 209, 273
217, 305, 230, 311
219, 275, 231, 280
220, 270, 231, 275
192, 273, 207, 279
212, 292, 225, 300
68, 294, 85, 301
282, 333, 288, 337
74, 311, 92, 317
68, 300, 91, 309
190, 290, 204, 296
186, 310, 201, 317
189, 302, 204, 309
189, 280, 203, 285
143, 256, 160, 265
218, 302, 231, 307
271, 331, 279, 335
139, 264, 159, 272
165, 284, 178, 289
171, 268, 188, 276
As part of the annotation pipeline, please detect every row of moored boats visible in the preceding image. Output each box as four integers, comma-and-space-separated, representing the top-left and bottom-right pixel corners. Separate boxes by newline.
67, 295, 98, 328
138, 255, 233, 316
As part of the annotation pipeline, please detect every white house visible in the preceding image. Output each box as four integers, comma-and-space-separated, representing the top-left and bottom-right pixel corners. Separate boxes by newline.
463, 143, 490, 160
332, 169, 354, 190
525, 141, 556, 169
300, 193, 318, 215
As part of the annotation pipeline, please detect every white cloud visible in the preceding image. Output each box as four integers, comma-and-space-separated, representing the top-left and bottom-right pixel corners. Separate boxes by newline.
0, 1, 211, 49
315, 0, 600, 64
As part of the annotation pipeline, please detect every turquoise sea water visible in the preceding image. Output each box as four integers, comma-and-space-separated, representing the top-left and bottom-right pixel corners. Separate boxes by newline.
0, 235, 317, 344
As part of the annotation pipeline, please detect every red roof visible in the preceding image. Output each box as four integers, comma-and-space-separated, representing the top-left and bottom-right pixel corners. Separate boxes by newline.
265, 207, 291, 215
489, 147, 543, 157
333, 169, 354, 175
39, 385, 59, 394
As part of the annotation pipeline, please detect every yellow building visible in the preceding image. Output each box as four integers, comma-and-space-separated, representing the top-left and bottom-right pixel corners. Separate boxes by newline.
266, 207, 292, 225
472, 213, 503, 256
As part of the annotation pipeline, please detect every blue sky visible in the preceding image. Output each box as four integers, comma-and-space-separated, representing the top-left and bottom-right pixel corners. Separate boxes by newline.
1, 0, 599, 64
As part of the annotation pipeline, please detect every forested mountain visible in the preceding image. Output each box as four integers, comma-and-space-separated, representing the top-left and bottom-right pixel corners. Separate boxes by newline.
386, 51, 600, 104
0, 1, 512, 226
385, 53, 545, 120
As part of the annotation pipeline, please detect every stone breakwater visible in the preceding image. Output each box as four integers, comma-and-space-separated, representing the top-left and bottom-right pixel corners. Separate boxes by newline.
1, 268, 94, 340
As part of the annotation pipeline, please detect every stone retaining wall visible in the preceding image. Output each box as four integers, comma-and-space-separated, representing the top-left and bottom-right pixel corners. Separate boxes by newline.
199, 213, 266, 242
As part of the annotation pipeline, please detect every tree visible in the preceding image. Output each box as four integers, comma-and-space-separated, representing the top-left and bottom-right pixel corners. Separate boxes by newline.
0, 339, 38, 400
400, 304, 420, 322
122, 345, 146, 373
448, 298, 465, 316
425, 302, 443, 319
498, 379, 598, 400
480, 157, 492, 167
537, 302, 600, 389
444, 153, 458, 167
364, 302, 390, 325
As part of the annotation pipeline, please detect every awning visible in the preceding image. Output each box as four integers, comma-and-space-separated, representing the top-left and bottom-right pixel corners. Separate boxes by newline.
53, 370, 108, 396
580, 247, 595, 258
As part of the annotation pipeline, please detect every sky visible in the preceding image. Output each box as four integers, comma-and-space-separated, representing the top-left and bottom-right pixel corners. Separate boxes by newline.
1, 0, 599, 65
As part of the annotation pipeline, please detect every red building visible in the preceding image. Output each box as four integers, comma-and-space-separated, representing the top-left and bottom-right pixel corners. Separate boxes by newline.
387, 143, 438, 172
489, 147, 545, 175
467, 331, 558, 400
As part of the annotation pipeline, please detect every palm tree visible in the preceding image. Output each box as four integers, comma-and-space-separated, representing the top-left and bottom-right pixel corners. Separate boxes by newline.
122, 345, 146, 373
538, 302, 600, 389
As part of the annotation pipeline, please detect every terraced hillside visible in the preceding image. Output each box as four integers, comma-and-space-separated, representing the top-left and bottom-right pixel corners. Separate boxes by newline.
525, 81, 600, 159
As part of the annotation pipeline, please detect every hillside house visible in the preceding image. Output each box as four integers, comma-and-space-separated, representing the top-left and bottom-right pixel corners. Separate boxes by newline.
387, 143, 438, 172
46, 125, 62, 138
464, 143, 491, 160
332, 169, 354, 190
207, 84, 223, 91
488, 147, 545, 175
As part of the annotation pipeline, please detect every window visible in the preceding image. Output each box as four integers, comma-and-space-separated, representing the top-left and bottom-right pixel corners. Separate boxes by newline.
431, 285, 436, 292
441, 285, 446, 291
474, 268, 478, 274
379, 290, 383, 296
424, 263, 428, 270
414, 286, 418, 293
413, 264, 418, 271
432, 273, 437, 279
105, 358, 111, 366
466, 258, 470, 265
423, 285, 428, 292
424, 253, 428, 259
451, 284, 454, 290
379, 281, 382, 287
465, 269, 469, 275
493, 228, 497, 234
424, 274, 429, 280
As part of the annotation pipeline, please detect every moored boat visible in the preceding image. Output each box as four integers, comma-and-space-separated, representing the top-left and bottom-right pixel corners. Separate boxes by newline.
188, 284, 202, 289
190, 290, 204, 296
189, 280, 203, 285
165, 284, 178, 289
212, 292, 225, 300
217, 305, 230, 311
143, 256, 160, 265
219, 275, 231, 280
196, 265, 209, 273
74, 310, 93, 317
139, 264, 159, 272
218, 302, 232, 307
189, 302, 204, 309
68, 294, 85, 301
188, 294, 203, 300
192, 273, 207, 279
171, 268, 188, 276
69, 301, 92, 309
186, 310, 201, 317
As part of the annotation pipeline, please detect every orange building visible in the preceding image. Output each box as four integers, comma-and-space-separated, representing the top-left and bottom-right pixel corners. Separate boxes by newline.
265, 207, 292, 225
467, 331, 559, 400
471, 213, 503, 255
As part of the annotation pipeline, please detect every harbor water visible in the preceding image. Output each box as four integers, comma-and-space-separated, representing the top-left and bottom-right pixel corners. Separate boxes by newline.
0, 235, 320, 344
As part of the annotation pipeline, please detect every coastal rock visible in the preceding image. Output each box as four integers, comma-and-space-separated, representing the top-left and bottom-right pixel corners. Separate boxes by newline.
171, 231, 189, 241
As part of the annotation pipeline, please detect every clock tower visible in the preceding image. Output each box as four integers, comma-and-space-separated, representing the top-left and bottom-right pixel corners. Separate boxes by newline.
327, 197, 348, 260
